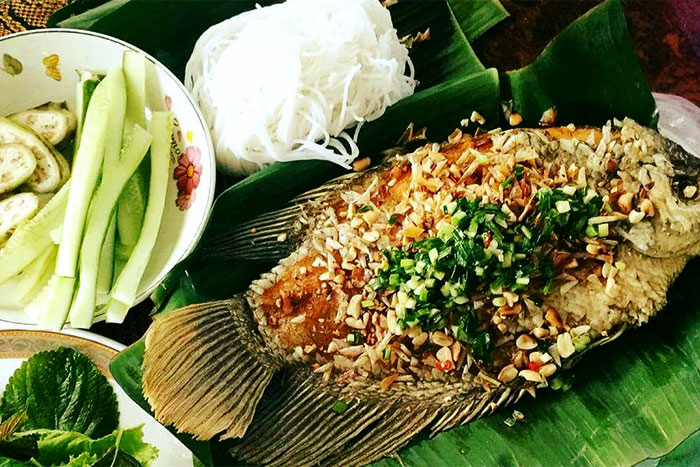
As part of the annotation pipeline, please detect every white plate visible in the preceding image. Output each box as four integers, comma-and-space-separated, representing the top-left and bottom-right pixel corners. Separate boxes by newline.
0, 323, 193, 466
0, 29, 216, 325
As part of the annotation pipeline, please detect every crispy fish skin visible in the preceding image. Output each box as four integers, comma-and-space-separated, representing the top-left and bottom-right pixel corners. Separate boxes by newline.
142, 119, 700, 466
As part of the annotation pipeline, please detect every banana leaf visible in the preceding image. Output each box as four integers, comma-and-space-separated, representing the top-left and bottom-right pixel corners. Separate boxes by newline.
447, 0, 509, 43
50, 0, 505, 85
52, 0, 281, 78
503, 0, 657, 127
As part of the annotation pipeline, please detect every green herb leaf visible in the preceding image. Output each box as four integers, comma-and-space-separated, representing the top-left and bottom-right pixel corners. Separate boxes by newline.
0, 348, 118, 438
7, 426, 158, 467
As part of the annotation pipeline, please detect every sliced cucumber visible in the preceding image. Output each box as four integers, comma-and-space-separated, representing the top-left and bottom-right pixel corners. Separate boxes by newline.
96, 213, 116, 301
24, 275, 52, 322
0, 143, 36, 194
117, 50, 149, 261
0, 182, 68, 284
0, 192, 39, 246
55, 68, 127, 278
38, 275, 75, 331
14, 246, 57, 306
8, 103, 77, 147
70, 124, 152, 328
75, 72, 103, 146
106, 112, 173, 323
0, 117, 63, 193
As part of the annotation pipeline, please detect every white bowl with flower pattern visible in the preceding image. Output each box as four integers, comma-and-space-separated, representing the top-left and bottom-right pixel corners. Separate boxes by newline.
0, 29, 215, 324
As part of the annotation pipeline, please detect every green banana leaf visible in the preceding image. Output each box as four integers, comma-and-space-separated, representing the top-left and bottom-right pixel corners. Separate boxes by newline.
50, 0, 504, 86
503, 0, 657, 128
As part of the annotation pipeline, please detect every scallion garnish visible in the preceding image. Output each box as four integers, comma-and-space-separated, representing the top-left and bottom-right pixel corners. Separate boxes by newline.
370, 188, 603, 360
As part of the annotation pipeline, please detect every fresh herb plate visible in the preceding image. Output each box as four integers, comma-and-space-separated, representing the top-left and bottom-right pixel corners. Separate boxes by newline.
0, 323, 193, 467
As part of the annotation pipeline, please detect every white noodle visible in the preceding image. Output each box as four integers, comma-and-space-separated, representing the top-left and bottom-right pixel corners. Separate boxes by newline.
186, 0, 416, 175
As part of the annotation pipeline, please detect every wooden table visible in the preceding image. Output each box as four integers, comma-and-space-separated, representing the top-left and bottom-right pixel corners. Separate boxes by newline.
3, 0, 699, 346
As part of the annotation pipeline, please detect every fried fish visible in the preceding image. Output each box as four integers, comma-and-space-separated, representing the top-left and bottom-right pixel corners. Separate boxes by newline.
142, 119, 700, 466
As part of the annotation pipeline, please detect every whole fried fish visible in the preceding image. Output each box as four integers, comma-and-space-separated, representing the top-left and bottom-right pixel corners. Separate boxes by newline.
142, 119, 700, 466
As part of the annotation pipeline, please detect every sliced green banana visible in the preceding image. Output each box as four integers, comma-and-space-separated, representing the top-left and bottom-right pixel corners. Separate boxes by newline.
0, 192, 39, 246
9, 103, 77, 147
0, 143, 36, 194
0, 117, 63, 193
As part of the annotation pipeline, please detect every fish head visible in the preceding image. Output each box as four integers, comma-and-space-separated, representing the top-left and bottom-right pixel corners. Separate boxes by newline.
613, 120, 700, 258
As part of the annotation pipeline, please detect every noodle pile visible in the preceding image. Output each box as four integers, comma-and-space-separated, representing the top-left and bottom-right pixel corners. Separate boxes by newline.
186, 0, 416, 175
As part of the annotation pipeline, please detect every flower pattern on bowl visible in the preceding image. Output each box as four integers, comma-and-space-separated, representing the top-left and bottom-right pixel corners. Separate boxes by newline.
174, 146, 202, 211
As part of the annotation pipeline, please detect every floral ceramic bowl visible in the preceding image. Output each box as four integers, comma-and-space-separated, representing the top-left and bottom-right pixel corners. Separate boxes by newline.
0, 29, 215, 324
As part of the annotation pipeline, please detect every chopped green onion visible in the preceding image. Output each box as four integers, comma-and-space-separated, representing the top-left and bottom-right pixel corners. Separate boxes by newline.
419, 287, 429, 302
361, 300, 374, 308
573, 334, 590, 352
451, 210, 467, 225
383, 348, 391, 359
502, 175, 514, 188
388, 215, 397, 225
347, 332, 361, 344
561, 185, 577, 196
332, 400, 348, 414
428, 248, 439, 264
598, 223, 609, 237
357, 205, 373, 213
492, 297, 507, 307
556, 200, 571, 213
438, 223, 455, 239
389, 274, 400, 287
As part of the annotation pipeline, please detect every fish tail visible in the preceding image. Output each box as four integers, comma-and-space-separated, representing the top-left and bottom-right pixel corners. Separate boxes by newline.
142, 296, 278, 439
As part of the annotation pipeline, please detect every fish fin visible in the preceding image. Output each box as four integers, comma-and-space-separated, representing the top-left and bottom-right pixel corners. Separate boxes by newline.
231, 370, 440, 466
430, 385, 521, 434
142, 297, 280, 440
196, 171, 366, 263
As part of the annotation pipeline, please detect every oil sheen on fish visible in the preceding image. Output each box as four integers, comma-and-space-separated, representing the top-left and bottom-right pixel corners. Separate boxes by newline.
142, 119, 700, 466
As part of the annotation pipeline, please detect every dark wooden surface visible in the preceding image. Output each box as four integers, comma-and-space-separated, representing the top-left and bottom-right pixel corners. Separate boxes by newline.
9, 0, 698, 345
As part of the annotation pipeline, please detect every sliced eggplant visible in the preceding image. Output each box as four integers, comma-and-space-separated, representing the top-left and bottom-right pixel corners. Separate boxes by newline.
9, 103, 77, 147
0, 117, 63, 193
0, 143, 36, 194
0, 192, 39, 246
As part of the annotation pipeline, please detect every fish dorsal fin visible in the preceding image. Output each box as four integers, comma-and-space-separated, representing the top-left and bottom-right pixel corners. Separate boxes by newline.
196, 171, 367, 263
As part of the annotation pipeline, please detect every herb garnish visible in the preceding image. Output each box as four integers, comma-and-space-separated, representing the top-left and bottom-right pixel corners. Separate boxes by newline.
371, 187, 603, 360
